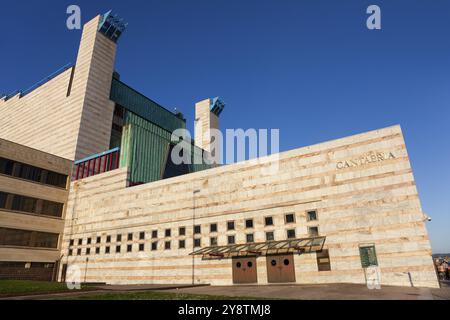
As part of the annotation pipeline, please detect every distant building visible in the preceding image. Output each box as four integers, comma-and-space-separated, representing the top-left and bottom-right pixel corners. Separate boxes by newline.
0, 11, 439, 288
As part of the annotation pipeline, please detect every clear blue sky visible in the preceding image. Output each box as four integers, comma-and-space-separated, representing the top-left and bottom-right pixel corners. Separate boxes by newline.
1, 1, 449, 253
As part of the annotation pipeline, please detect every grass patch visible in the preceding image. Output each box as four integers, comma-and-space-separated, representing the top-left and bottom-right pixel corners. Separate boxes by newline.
0, 280, 89, 297
62, 291, 266, 300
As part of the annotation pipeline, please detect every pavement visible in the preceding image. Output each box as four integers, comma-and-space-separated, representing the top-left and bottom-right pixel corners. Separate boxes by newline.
1, 282, 449, 300
164, 283, 449, 300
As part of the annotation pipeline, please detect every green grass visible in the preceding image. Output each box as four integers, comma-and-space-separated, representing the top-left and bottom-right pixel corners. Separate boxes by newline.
62, 291, 266, 300
0, 280, 88, 297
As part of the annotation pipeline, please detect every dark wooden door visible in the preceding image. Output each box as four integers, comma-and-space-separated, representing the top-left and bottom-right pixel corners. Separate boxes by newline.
232, 257, 257, 284
266, 254, 296, 283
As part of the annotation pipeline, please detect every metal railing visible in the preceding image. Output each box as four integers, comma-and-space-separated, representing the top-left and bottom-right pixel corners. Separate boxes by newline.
73, 148, 120, 181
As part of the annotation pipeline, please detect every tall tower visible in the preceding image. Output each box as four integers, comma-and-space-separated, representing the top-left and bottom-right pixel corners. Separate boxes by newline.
194, 97, 225, 160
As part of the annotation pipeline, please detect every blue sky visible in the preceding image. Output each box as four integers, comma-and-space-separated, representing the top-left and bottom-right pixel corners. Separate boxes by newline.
1, 1, 449, 252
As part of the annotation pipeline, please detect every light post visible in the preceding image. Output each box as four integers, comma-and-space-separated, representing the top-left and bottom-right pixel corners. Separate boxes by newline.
192, 189, 201, 285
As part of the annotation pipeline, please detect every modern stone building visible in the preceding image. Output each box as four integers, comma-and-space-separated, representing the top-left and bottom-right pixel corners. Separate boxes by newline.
0, 139, 72, 281
0, 12, 439, 288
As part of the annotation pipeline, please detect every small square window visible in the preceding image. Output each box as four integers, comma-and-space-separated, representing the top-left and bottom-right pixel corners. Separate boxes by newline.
69, 239, 74, 246
127, 233, 133, 241
194, 225, 201, 234
152, 230, 158, 239
210, 237, 218, 246
78, 239, 82, 245
307, 210, 318, 221
246, 234, 254, 243
210, 223, 217, 233
245, 219, 254, 229
68, 249, 73, 256
96, 236, 101, 244
87, 238, 92, 245
179, 227, 186, 236
77, 248, 82, 255
265, 216, 273, 226
308, 227, 319, 237
105, 246, 110, 254
151, 242, 158, 251
86, 248, 91, 255
127, 244, 132, 252
116, 245, 121, 253
285, 213, 295, 224
179, 240, 185, 249
227, 221, 235, 230
106, 235, 111, 243
194, 238, 201, 248
165, 229, 171, 237
117, 234, 122, 242
266, 231, 275, 241
95, 247, 100, 254
287, 229, 296, 239
228, 235, 235, 245
139, 243, 145, 251
165, 241, 171, 250
139, 232, 145, 240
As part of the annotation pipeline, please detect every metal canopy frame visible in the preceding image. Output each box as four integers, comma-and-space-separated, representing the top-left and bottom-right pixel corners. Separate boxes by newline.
189, 236, 326, 260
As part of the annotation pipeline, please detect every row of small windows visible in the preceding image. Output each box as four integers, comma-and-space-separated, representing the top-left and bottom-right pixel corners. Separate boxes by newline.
0, 227, 59, 249
0, 157, 68, 189
68, 227, 320, 256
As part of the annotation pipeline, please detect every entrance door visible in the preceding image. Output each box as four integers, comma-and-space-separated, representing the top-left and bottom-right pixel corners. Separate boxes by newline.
266, 254, 296, 283
232, 257, 257, 284
61, 264, 67, 283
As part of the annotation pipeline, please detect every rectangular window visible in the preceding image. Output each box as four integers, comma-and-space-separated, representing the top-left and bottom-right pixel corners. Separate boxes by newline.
227, 221, 235, 231
0, 157, 68, 188
152, 230, 158, 239
116, 245, 121, 253
68, 249, 73, 256
265, 216, 273, 226
287, 229, 296, 239
165, 229, 171, 237
228, 235, 235, 245
359, 245, 378, 268
127, 233, 133, 241
317, 249, 331, 271
77, 239, 82, 246
266, 231, 274, 241
194, 238, 201, 248
308, 227, 319, 237
95, 247, 100, 254
179, 240, 185, 249
210, 223, 218, 233
246, 234, 254, 243
139, 243, 144, 251
151, 242, 158, 251
77, 248, 81, 256
139, 232, 145, 240
86, 248, 91, 255
40, 199, 64, 218
307, 210, 318, 221
245, 219, 253, 229
285, 213, 295, 224
106, 235, 111, 243
127, 244, 133, 252
105, 246, 110, 254
165, 241, 171, 250
194, 225, 201, 234
96, 236, 101, 244
179, 227, 186, 236
69, 239, 74, 246
87, 238, 92, 245
116, 234, 122, 242
210, 237, 218, 246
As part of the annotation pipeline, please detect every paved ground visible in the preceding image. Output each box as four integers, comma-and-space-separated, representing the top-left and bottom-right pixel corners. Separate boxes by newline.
165, 283, 450, 300
2, 283, 449, 300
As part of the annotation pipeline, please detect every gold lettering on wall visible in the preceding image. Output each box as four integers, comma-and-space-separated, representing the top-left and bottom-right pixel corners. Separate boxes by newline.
336, 151, 395, 170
